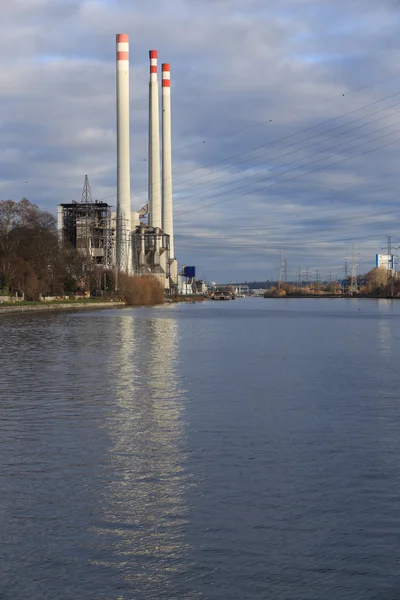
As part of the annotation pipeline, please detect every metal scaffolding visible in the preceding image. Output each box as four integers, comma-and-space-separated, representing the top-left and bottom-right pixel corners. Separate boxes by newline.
59, 201, 114, 268
57, 176, 114, 268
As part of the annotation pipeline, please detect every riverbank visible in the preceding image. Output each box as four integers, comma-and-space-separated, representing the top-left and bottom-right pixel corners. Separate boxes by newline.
0, 300, 126, 314
0, 295, 208, 314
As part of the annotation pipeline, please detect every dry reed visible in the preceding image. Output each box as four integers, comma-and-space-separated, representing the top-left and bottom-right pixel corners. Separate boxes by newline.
118, 274, 164, 306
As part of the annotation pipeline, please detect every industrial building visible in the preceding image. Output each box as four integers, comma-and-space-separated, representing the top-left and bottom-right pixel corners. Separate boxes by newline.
376, 253, 395, 273
58, 35, 179, 291
57, 176, 114, 268
131, 222, 173, 289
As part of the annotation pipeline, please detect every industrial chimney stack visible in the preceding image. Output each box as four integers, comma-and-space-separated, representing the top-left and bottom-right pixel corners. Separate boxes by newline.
114, 36, 177, 285
148, 50, 162, 229
162, 63, 174, 260
116, 33, 132, 272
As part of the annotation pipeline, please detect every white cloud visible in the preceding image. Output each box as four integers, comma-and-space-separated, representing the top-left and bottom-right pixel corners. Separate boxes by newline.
1, 0, 400, 280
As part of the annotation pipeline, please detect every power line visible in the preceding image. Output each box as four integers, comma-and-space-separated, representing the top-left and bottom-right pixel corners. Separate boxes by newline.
204, 185, 400, 225
140, 88, 400, 203
177, 228, 397, 250
11, 68, 400, 187
169, 90, 400, 193
174, 114, 400, 213
173, 68, 400, 148
184, 193, 400, 237
172, 92, 400, 206
176, 175, 400, 228
175, 129, 400, 219
95, 166, 400, 212
174, 102, 400, 212
20, 91, 400, 222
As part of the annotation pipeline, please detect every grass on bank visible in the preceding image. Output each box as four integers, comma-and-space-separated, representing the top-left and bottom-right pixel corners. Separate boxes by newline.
0, 297, 120, 308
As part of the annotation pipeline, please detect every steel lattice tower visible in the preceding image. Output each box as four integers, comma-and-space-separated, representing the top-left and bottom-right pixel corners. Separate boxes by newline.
283, 258, 288, 283
349, 243, 358, 295
278, 250, 283, 290
382, 235, 397, 297
81, 174, 93, 204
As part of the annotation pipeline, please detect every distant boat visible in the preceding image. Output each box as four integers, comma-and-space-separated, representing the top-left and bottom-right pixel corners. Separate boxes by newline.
211, 290, 233, 300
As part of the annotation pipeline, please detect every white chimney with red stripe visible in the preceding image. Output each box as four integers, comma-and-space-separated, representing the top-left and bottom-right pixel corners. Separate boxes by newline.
116, 33, 132, 272
162, 63, 174, 260
114, 34, 177, 283
148, 50, 162, 229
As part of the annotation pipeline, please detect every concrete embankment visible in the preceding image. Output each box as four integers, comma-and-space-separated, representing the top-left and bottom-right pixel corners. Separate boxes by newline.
0, 301, 126, 315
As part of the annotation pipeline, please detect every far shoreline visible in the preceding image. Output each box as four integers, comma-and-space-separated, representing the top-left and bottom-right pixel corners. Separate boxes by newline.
263, 294, 399, 299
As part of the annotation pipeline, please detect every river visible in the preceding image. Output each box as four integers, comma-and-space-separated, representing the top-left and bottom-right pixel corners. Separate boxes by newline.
1, 298, 400, 599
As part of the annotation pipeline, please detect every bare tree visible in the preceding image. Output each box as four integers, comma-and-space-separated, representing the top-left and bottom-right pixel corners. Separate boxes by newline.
0, 198, 85, 299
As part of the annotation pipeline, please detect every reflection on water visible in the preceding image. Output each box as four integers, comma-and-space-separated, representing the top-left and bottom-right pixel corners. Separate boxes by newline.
377, 318, 391, 356
376, 303, 392, 357
0, 310, 195, 600
94, 315, 193, 598
4, 300, 400, 599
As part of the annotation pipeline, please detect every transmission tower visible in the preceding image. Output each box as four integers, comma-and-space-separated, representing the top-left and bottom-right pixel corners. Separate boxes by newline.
381, 235, 395, 273
387, 235, 392, 263
297, 267, 302, 289
315, 269, 320, 293
349, 243, 358, 295
343, 259, 349, 293
381, 235, 398, 297
116, 210, 132, 282
81, 174, 93, 204
283, 258, 288, 283
278, 250, 283, 290
305, 267, 310, 288
80, 175, 94, 278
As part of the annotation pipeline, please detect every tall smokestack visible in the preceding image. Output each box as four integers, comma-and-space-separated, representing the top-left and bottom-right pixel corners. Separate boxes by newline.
116, 33, 132, 273
148, 50, 162, 229
162, 63, 174, 259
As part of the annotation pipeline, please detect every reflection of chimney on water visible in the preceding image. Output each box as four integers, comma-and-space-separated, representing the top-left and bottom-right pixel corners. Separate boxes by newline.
100, 316, 188, 594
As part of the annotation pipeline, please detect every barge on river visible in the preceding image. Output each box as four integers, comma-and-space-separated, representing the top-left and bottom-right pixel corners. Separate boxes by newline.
210, 286, 235, 300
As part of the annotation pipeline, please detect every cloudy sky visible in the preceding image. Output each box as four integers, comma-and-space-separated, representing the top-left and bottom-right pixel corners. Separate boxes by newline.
1, 0, 400, 282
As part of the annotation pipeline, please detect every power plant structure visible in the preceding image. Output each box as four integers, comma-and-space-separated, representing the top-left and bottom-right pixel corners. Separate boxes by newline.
129, 49, 177, 288
58, 34, 178, 291
57, 175, 114, 268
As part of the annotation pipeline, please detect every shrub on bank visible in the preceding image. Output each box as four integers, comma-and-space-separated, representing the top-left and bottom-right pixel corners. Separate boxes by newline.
264, 287, 286, 297
118, 274, 164, 306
